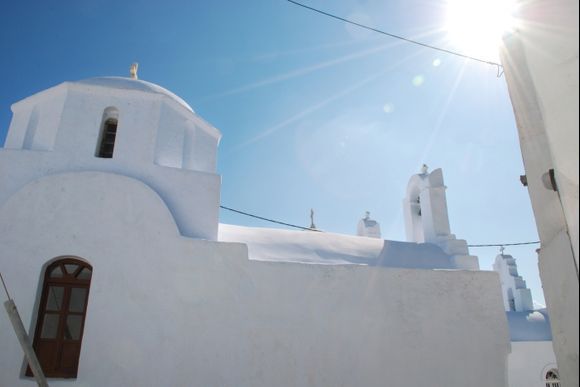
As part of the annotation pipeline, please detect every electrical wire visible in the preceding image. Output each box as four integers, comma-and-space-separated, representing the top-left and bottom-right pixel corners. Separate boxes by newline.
467, 241, 540, 248
221, 205, 540, 247
220, 205, 321, 232
286, 0, 504, 72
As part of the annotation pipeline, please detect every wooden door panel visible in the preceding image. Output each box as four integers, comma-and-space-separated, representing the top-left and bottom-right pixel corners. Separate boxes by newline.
35, 341, 59, 373
59, 341, 81, 374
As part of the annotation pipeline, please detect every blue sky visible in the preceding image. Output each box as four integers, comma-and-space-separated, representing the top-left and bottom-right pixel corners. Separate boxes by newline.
0, 0, 543, 304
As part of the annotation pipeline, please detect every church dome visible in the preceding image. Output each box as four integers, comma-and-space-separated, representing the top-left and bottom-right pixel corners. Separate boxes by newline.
76, 76, 194, 113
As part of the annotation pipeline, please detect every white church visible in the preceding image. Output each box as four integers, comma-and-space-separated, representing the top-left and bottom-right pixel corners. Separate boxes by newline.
0, 75, 559, 386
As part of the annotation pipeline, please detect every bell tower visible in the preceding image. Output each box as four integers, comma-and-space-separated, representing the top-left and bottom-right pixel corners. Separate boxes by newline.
403, 165, 479, 269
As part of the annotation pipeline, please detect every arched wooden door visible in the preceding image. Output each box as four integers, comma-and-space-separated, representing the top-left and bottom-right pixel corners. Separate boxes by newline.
27, 258, 92, 378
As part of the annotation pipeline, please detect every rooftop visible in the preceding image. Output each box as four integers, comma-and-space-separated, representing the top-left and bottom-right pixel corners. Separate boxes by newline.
77, 76, 194, 113
219, 224, 457, 269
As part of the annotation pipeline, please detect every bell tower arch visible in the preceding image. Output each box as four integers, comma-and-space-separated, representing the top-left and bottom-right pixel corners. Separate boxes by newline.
403, 165, 479, 270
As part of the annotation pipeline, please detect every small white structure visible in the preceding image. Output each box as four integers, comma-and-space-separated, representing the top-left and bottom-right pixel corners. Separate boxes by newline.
356, 211, 381, 238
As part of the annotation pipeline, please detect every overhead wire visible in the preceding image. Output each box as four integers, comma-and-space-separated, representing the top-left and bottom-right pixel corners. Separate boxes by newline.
220, 205, 321, 232
285, 0, 504, 74
220, 1, 528, 244
220, 205, 540, 246
467, 241, 540, 248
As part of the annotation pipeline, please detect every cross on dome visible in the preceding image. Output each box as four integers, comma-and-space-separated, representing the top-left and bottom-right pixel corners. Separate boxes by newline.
130, 63, 139, 79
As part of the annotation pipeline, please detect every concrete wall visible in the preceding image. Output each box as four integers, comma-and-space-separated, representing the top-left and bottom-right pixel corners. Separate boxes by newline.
0, 172, 510, 387
500, 0, 579, 384
508, 342, 558, 387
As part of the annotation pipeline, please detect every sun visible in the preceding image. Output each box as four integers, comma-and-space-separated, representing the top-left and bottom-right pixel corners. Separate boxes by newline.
445, 0, 518, 60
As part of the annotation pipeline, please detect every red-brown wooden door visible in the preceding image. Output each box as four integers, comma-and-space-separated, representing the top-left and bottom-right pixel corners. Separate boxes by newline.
27, 259, 92, 378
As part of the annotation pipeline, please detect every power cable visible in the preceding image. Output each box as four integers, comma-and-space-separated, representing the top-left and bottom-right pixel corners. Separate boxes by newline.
467, 241, 540, 248
221, 205, 540, 246
220, 205, 321, 232
286, 0, 504, 73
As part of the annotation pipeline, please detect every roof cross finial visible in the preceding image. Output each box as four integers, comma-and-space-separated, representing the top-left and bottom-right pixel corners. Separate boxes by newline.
500, 246, 505, 255
310, 208, 316, 230
130, 63, 139, 80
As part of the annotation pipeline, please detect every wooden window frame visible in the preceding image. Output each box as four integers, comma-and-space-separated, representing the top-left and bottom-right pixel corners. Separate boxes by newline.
96, 118, 118, 158
27, 258, 92, 379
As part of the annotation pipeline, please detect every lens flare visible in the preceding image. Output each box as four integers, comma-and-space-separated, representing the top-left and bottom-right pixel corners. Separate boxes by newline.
412, 75, 425, 87
445, 0, 518, 59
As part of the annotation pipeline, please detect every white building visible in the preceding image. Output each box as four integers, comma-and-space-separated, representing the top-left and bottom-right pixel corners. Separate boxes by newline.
0, 75, 553, 386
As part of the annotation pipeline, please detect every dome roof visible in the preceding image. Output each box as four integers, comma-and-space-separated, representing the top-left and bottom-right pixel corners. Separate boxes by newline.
76, 77, 194, 113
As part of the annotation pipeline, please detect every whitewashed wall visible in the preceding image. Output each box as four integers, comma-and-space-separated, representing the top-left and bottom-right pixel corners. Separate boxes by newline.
0, 171, 511, 387
509, 342, 558, 387
500, 0, 579, 384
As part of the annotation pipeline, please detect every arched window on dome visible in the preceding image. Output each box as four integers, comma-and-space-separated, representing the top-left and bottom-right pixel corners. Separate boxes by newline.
545, 368, 561, 387
96, 107, 119, 158
26, 258, 92, 378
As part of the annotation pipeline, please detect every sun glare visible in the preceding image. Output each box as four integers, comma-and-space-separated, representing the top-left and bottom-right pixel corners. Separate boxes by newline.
445, 0, 518, 60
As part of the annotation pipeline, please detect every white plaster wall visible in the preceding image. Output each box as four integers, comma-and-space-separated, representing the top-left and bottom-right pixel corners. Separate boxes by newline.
155, 103, 188, 169
538, 234, 579, 387
512, 0, 579, 264
4, 104, 31, 148
5, 87, 68, 151
508, 342, 558, 387
0, 81, 221, 240
500, 0, 579, 383
0, 172, 510, 387
153, 107, 218, 172
192, 124, 219, 172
